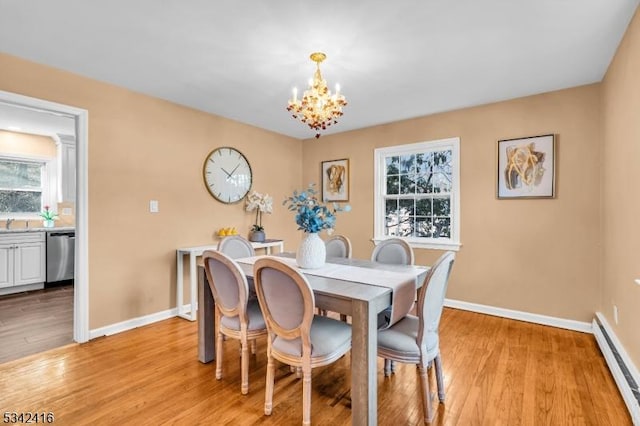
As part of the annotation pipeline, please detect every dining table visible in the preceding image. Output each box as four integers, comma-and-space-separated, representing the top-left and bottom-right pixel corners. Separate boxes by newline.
196, 254, 429, 426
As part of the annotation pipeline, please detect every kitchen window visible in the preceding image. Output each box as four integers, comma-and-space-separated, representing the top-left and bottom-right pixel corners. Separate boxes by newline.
0, 157, 52, 218
373, 137, 461, 251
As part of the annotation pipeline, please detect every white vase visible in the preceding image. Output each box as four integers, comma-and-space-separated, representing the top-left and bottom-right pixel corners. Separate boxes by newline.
296, 232, 326, 269
43, 219, 55, 228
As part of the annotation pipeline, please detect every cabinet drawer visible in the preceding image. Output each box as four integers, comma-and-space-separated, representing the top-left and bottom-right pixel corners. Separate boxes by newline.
0, 232, 45, 244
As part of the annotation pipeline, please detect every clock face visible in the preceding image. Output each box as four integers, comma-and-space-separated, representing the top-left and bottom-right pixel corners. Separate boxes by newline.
203, 147, 252, 204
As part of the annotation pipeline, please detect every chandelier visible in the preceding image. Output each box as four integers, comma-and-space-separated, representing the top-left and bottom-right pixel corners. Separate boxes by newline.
286, 52, 347, 138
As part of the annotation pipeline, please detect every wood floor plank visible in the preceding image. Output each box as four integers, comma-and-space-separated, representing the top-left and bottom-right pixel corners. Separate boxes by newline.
0, 284, 73, 364
0, 309, 631, 425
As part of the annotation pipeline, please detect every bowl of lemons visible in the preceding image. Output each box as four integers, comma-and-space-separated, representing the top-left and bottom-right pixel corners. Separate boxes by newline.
217, 227, 238, 237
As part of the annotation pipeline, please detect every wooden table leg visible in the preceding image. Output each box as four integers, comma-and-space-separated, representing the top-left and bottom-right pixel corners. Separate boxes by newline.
198, 266, 215, 363
351, 299, 377, 426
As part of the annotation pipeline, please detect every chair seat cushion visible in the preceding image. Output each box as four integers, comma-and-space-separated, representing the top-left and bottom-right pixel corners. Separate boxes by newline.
377, 315, 438, 360
273, 315, 351, 359
220, 300, 266, 331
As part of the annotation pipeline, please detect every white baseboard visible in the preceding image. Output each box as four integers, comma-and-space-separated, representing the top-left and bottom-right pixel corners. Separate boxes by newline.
95, 299, 590, 338
89, 304, 192, 339
593, 312, 640, 424
0, 283, 44, 296
444, 298, 592, 333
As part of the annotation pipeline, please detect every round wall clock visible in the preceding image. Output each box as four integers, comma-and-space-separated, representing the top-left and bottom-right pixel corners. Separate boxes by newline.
203, 147, 252, 204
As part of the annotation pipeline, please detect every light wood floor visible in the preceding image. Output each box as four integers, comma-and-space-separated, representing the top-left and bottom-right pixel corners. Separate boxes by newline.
0, 284, 73, 364
0, 308, 630, 425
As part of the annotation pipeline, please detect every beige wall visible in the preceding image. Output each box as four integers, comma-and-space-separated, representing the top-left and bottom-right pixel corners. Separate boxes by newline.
0, 130, 57, 157
0, 53, 302, 329
302, 84, 602, 323
602, 8, 640, 368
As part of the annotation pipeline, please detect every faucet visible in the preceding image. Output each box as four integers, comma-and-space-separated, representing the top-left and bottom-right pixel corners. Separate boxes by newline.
5, 218, 14, 229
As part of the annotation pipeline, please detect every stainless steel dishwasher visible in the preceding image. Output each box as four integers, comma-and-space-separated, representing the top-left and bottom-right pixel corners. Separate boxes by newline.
46, 230, 75, 283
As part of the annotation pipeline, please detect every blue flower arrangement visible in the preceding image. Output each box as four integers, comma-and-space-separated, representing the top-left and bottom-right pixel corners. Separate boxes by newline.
283, 183, 350, 234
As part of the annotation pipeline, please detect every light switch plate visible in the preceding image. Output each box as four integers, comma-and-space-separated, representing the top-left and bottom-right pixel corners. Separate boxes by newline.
61, 207, 72, 215
149, 200, 159, 213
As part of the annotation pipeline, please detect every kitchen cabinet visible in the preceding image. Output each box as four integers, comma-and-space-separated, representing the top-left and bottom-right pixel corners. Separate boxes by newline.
0, 232, 46, 291
57, 133, 76, 202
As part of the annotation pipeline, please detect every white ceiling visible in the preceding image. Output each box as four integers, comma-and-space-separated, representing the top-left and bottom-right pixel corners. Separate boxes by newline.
0, 102, 75, 138
0, 1, 638, 140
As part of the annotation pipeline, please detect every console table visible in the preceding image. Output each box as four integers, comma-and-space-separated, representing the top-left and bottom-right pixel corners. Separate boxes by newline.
176, 239, 284, 320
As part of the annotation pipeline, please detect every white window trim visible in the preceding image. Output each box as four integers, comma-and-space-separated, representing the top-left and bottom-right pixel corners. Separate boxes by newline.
0, 153, 58, 220
373, 137, 461, 251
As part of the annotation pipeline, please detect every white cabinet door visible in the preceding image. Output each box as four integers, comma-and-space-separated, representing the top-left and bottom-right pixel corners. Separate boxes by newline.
58, 139, 76, 202
0, 244, 14, 288
14, 241, 46, 286
0, 233, 46, 289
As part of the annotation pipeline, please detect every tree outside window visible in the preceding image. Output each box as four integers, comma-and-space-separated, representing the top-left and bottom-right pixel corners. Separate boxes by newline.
0, 159, 44, 215
374, 138, 460, 251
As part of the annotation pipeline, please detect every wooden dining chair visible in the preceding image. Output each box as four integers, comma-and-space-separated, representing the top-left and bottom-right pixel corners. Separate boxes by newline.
377, 251, 456, 423
202, 250, 267, 395
325, 234, 352, 259
217, 235, 256, 259
371, 237, 415, 265
253, 257, 352, 426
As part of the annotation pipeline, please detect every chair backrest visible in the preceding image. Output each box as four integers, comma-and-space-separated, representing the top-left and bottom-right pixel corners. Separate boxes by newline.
218, 235, 256, 259
325, 235, 352, 258
202, 250, 250, 324
371, 238, 415, 265
253, 258, 315, 353
416, 251, 456, 345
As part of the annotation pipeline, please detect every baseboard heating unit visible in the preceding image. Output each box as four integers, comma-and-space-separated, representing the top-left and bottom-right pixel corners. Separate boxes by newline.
592, 312, 640, 425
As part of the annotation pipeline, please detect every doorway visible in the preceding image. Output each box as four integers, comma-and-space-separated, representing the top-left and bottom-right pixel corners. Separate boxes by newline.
0, 90, 89, 350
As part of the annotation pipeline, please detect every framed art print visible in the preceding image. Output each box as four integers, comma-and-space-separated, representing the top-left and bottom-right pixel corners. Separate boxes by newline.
497, 134, 556, 199
321, 158, 349, 202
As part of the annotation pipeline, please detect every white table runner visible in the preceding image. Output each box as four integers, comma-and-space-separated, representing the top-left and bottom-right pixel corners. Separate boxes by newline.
236, 256, 426, 327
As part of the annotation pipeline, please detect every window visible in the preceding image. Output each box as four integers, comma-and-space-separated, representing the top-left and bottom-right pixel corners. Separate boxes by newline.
0, 158, 47, 217
374, 137, 461, 251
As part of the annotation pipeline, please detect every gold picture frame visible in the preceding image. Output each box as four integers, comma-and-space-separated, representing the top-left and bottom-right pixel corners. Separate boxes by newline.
321, 158, 349, 202
497, 134, 556, 199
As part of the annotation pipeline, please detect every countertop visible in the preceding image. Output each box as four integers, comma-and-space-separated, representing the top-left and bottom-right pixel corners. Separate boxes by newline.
0, 226, 75, 234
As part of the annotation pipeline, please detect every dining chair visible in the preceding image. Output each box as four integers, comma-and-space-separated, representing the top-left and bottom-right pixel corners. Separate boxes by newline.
202, 250, 267, 395
217, 235, 256, 259
218, 235, 259, 330
370, 238, 416, 372
371, 237, 415, 265
325, 234, 352, 259
253, 257, 352, 426
377, 251, 456, 424
371, 238, 415, 324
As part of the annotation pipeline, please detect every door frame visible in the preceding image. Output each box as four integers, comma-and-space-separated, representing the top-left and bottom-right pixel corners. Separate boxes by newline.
0, 90, 89, 343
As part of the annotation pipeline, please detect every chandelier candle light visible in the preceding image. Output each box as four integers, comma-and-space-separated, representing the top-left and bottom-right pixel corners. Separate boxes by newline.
286, 52, 348, 138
